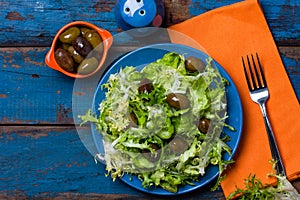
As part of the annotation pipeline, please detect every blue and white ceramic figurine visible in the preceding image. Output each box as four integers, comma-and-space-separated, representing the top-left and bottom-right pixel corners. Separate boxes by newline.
115, 0, 165, 31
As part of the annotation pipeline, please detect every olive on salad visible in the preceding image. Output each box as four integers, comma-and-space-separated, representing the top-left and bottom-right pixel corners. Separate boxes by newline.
198, 118, 210, 133
166, 93, 190, 110
138, 78, 153, 94
185, 56, 206, 72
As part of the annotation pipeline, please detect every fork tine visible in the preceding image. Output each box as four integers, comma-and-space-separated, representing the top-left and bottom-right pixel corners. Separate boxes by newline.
251, 54, 263, 88
255, 53, 267, 87
242, 56, 252, 91
247, 55, 257, 89
242, 54, 267, 91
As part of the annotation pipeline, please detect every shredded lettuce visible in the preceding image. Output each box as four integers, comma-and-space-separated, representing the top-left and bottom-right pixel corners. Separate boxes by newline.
79, 52, 234, 193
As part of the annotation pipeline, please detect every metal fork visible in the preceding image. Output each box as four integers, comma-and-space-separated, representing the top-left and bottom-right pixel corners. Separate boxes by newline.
242, 53, 286, 176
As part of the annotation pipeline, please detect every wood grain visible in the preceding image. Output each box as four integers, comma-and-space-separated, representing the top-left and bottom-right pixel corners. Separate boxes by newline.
0, 193, 225, 200
0, 47, 73, 124
0, 0, 299, 46
0, 47, 298, 124
279, 46, 300, 101
1, 126, 299, 198
0, 126, 225, 199
0, 0, 299, 199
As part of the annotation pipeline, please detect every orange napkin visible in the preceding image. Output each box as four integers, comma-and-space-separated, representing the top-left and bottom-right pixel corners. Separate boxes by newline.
168, 0, 300, 197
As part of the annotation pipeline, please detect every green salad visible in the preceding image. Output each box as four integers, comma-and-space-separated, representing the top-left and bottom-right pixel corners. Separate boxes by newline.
80, 52, 234, 193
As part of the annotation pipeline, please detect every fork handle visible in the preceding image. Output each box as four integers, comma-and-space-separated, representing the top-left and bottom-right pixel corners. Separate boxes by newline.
260, 103, 287, 176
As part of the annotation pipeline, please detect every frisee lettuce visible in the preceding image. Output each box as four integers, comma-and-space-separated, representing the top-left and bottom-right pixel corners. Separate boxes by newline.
228, 161, 300, 200
79, 52, 234, 193
228, 174, 300, 200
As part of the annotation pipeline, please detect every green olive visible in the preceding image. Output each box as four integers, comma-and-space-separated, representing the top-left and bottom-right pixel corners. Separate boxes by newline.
67, 46, 84, 64
185, 56, 206, 72
77, 57, 98, 75
166, 93, 190, 110
62, 43, 70, 51
54, 48, 75, 72
84, 30, 102, 48
80, 27, 91, 36
157, 129, 174, 140
132, 155, 155, 169
198, 118, 210, 133
168, 136, 189, 154
90, 43, 104, 60
59, 27, 80, 44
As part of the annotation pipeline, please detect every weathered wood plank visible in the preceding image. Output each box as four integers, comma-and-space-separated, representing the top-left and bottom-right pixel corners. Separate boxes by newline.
0, 0, 299, 199
0, 46, 299, 124
0, 126, 299, 198
0, 0, 299, 46
0, 126, 135, 196
0, 126, 225, 199
0, 47, 74, 124
0, 193, 225, 200
279, 46, 300, 100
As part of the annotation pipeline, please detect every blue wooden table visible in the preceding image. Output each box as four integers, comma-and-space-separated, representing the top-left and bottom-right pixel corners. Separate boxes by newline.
1, 0, 299, 199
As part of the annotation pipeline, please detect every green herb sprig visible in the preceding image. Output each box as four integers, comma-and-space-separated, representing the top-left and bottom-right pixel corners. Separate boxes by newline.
228, 162, 300, 200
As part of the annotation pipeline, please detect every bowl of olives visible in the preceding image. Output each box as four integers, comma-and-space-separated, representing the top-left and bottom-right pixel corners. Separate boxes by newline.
45, 21, 113, 78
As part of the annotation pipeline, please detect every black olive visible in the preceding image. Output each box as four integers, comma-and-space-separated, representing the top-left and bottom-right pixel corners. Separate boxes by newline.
166, 93, 190, 110
198, 118, 210, 133
185, 56, 206, 72
54, 48, 75, 72
124, 112, 138, 130
168, 136, 189, 154
72, 36, 93, 57
142, 143, 160, 162
128, 112, 138, 128
138, 78, 153, 94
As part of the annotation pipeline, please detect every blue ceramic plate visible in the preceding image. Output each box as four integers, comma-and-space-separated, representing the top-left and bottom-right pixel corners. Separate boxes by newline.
91, 43, 243, 195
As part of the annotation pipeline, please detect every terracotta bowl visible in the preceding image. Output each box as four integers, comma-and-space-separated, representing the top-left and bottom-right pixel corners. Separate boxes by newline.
45, 21, 113, 78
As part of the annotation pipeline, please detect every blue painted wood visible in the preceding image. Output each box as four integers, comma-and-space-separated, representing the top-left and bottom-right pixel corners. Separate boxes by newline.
0, 0, 299, 46
0, 127, 225, 199
0, 47, 74, 124
279, 47, 300, 101
0, 0, 118, 47
0, 47, 298, 124
0, 127, 135, 196
0, 0, 299, 198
